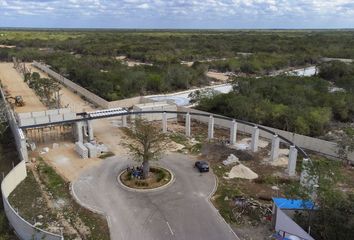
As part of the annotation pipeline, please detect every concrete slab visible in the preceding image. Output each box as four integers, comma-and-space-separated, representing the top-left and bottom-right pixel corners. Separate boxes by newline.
35, 116, 50, 124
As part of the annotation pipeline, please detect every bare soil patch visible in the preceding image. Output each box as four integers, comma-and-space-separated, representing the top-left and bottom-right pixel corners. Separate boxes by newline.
32, 142, 102, 182
206, 71, 229, 82
0, 62, 46, 113
0, 45, 16, 49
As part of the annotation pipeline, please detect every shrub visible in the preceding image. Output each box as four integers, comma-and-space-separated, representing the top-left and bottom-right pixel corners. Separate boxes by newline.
156, 171, 166, 182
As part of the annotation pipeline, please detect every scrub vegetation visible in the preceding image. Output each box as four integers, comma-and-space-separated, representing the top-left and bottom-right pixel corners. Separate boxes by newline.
196, 75, 354, 137
1, 30, 354, 100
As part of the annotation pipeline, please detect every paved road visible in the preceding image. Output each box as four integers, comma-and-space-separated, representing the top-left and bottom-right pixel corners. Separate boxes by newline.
72, 153, 238, 240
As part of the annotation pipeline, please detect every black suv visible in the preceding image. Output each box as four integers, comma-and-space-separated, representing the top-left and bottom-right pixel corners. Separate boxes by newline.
195, 161, 209, 172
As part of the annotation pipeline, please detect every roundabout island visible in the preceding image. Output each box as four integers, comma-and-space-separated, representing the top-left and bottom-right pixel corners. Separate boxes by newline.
118, 166, 174, 191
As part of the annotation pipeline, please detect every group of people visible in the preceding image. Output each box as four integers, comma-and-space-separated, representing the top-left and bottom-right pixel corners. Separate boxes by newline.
127, 165, 143, 179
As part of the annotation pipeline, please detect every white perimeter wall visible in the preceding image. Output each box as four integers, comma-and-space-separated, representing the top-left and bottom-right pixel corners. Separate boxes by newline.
32, 62, 152, 109
32, 61, 109, 108
178, 106, 354, 162
0, 87, 63, 240
1, 161, 63, 240
275, 207, 314, 240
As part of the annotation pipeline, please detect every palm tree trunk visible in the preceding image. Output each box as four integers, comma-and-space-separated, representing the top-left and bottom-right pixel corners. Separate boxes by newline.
142, 160, 150, 179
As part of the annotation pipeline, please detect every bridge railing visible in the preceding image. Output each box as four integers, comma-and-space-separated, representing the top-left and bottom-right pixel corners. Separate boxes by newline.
20, 109, 309, 159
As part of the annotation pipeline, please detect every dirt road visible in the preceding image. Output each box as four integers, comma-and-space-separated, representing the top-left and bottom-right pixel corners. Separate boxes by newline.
0, 62, 46, 113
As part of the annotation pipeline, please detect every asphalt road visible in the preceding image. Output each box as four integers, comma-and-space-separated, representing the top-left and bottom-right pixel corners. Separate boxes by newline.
72, 153, 239, 240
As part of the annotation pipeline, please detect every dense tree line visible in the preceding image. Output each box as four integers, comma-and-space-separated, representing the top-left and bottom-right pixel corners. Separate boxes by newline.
1, 30, 354, 63
196, 76, 354, 136
206, 52, 317, 74
319, 61, 354, 92
2, 30, 354, 61
43, 53, 209, 100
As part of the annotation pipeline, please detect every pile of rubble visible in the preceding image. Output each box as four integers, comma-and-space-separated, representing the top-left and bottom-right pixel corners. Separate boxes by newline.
232, 196, 272, 225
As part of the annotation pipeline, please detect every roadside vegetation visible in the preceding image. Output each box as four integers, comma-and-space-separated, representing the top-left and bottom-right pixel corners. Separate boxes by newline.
206, 140, 354, 240
285, 156, 354, 240
9, 158, 110, 240
25, 72, 61, 108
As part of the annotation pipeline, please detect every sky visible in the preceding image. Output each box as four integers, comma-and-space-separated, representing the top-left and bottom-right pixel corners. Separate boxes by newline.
0, 0, 354, 29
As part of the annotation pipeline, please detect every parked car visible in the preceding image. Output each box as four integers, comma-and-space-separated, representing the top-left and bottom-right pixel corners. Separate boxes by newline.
195, 161, 209, 172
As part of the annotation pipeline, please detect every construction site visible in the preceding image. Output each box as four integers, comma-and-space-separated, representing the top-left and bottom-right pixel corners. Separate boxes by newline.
0, 59, 352, 240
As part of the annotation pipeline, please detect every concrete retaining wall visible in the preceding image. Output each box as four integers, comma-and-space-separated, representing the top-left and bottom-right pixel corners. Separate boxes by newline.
32, 62, 152, 109
108, 96, 144, 108
0, 87, 63, 239
178, 106, 354, 162
32, 61, 109, 108
1, 161, 63, 240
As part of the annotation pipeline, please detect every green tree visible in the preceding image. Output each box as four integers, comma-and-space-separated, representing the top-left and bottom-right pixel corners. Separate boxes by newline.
125, 118, 166, 179
319, 61, 352, 82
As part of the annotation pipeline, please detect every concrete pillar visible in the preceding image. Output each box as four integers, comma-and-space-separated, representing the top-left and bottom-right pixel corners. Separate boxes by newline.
270, 135, 280, 161
208, 115, 214, 139
162, 112, 167, 133
288, 145, 298, 176
19, 129, 28, 162
122, 115, 127, 127
76, 122, 83, 143
251, 126, 259, 152
230, 119, 237, 145
87, 120, 94, 142
185, 112, 191, 137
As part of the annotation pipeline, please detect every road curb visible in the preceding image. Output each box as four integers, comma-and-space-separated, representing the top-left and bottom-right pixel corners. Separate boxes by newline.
116, 167, 175, 193
206, 172, 241, 240
70, 182, 113, 238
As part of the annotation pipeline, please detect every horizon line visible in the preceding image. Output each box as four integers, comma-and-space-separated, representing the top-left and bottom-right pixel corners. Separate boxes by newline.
1, 27, 354, 31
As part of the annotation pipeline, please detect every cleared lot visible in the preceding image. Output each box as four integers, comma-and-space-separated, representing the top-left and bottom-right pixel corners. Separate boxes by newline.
73, 153, 238, 240
0, 62, 46, 113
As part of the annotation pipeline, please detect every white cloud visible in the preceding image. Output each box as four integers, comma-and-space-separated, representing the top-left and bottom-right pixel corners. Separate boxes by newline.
137, 3, 150, 9
0, 0, 354, 28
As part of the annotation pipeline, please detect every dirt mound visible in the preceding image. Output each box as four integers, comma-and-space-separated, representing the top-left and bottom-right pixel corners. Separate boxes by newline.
224, 164, 258, 180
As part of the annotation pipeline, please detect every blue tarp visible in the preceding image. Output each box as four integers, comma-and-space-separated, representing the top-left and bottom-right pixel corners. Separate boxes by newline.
273, 197, 315, 210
